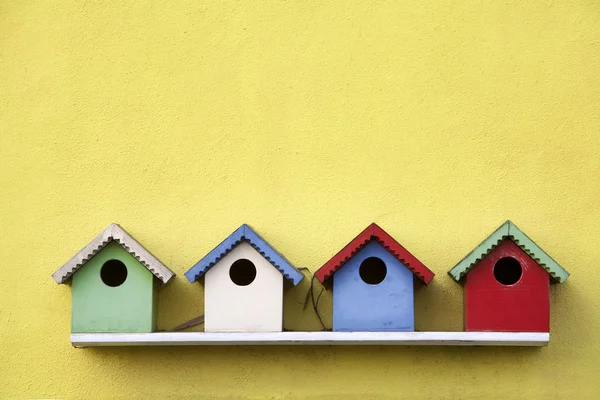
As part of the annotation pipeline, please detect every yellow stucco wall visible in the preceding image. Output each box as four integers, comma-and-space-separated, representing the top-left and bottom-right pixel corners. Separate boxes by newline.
1, 1, 599, 398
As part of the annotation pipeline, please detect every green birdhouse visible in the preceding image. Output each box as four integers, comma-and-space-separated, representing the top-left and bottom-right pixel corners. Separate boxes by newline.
52, 224, 175, 333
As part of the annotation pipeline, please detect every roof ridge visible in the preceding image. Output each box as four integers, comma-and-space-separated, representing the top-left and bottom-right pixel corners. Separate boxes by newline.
184, 224, 304, 286
447, 220, 569, 283
51, 223, 175, 285
315, 223, 434, 284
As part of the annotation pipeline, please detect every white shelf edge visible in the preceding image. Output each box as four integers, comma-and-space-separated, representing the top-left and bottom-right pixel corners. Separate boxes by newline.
71, 331, 549, 347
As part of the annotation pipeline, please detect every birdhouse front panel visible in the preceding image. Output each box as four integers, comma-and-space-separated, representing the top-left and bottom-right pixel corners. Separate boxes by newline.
204, 241, 284, 332
464, 239, 550, 332
332, 241, 415, 332
71, 242, 157, 333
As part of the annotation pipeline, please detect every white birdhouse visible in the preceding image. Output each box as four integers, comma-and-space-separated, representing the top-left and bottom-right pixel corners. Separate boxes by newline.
185, 224, 304, 332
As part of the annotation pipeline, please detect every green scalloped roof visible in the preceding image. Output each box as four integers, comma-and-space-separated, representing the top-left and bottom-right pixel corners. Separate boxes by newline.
448, 221, 569, 283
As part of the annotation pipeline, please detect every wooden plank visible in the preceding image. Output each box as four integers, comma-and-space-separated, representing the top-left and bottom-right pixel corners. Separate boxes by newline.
71, 331, 549, 347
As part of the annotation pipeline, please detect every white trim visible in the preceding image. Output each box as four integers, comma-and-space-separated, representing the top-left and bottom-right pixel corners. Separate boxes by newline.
52, 223, 175, 285
71, 331, 549, 347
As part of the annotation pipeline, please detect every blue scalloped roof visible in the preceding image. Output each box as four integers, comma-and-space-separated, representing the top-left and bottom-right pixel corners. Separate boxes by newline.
185, 224, 304, 286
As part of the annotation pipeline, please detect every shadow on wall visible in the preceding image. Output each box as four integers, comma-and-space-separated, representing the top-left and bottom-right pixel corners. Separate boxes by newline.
414, 277, 463, 332
82, 342, 547, 363
158, 269, 580, 335
80, 343, 547, 400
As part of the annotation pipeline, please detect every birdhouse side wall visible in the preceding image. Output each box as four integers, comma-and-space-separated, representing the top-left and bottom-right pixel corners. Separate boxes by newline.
465, 239, 550, 332
71, 242, 156, 333
332, 241, 415, 332
204, 241, 284, 332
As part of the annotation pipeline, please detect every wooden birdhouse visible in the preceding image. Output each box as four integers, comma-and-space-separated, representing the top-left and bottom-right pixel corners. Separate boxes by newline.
448, 220, 569, 332
52, 224, 175, 333
184, 224, 304, 333
315, 223, 434, 332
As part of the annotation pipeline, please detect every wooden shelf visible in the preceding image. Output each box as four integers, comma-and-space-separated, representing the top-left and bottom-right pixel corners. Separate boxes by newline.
71, 331, 549, 347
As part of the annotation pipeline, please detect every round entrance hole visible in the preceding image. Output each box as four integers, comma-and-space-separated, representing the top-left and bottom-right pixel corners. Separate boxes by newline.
229, 259, 257, 286
359, 257, 387, 285
100, 259, 128, 287
493, 257, 522, 285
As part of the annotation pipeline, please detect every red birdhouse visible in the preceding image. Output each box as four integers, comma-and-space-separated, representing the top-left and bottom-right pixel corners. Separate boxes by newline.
448, 221, 569, 333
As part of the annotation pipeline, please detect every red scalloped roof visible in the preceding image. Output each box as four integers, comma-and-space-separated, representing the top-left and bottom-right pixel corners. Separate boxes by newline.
315, 223, 434, 284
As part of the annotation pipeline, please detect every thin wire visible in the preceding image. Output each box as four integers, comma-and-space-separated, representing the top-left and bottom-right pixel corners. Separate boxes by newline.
308, 274, 330, 331
291, 268, 331, 331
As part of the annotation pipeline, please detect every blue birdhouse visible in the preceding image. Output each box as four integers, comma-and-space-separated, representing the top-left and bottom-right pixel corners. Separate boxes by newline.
315, 223, 434, 332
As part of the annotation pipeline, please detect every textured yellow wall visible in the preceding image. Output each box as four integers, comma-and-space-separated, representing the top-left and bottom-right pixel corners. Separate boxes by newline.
1, 1, 600, 398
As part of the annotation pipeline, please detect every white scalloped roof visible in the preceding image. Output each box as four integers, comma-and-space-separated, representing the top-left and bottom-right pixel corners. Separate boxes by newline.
51, 223, 175, 285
